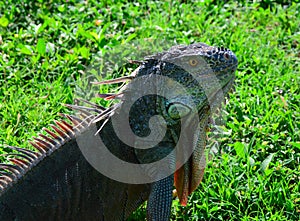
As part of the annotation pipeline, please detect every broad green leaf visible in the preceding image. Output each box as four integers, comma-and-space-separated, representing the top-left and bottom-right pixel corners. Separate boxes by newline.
0, 16, 9, 27
58, 5, 65, 12
233, 142, 246, 160
290, 142, 300, 150
79, 46, 90, 59
19, 45, 33, 55
89, 31, 99, 40
122, 33, 137, 44
36, 38, 46, 55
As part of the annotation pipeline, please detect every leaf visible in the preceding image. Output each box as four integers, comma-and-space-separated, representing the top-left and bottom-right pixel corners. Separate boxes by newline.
79, 46, 89, 59
19, 45, 33, 55
89, 31, 99, 40
209, 206, 220, 213
58, 5, 65, 12
0, 16, 9, 27
233, 142, 246, 160
260, 153, 275, 174
36, 38, 46, 55
290, 142, 300, 150
122, 33, 137, 44
33, 24, 42, 35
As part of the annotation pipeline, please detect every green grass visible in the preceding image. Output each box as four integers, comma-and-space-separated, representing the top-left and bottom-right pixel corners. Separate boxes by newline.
0, 0, 299, 220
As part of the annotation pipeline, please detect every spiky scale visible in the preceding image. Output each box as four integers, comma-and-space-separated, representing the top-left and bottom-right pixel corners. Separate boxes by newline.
0, 180, 6, 189
55, 120, 75, 137
1, 153, 34, 163
92, 75, 135, 85
60, 120, 76, 132
34, 137, 54, 149
74, 98, 107, 111
50, 125, 70, 139
9, 159, 29, 168
0, 173, 14, 182
43, 127, 64, 143
0, 164, 22, 176
38, 133, 59, 146
29, 141, 47, 154
6, 146, 40, 159
59, 114, 83, 132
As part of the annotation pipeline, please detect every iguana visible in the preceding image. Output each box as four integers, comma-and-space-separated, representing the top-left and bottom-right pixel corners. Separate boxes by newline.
0, 43, 238, 221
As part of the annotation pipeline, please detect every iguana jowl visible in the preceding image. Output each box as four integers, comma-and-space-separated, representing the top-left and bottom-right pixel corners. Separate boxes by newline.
0, 43, 238, 220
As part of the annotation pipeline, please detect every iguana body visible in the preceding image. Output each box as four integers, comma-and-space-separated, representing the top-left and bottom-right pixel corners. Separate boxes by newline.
0, 43, 238, 220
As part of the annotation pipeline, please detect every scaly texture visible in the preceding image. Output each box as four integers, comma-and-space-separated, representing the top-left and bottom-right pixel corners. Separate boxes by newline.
0, 43, 238, 220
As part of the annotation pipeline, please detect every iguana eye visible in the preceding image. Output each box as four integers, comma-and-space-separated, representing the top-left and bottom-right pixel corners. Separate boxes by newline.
189, 59, 198, 67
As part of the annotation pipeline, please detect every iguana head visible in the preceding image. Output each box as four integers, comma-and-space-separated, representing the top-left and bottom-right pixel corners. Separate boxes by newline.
73, 42, 238, 205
